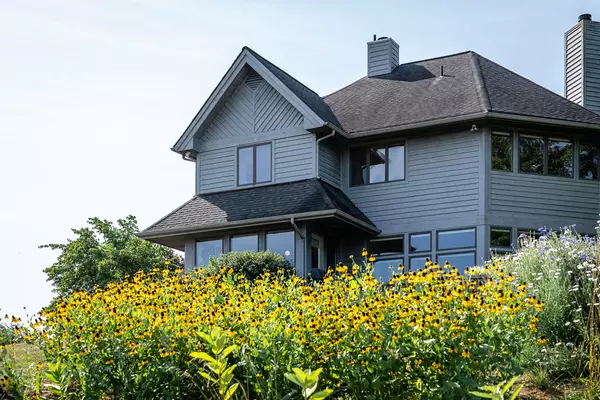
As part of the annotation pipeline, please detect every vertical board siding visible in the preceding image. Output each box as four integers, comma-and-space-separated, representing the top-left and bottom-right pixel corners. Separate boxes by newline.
584, 20, 600, 113
274, 134, 314, 183
200, 69, 303, 142
347, 131, 480, 234
489, 171, 600, 222
319, 141, 341, 187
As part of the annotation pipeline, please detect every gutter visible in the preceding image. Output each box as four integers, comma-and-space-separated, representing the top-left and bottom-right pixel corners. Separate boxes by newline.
138, 209, 379, 240
315, 129, 336, 178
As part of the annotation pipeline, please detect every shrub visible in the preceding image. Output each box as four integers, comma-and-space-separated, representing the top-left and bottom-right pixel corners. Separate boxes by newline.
31, 259, 540, 399
206, 251, 294, 280
498, 226, 600, 380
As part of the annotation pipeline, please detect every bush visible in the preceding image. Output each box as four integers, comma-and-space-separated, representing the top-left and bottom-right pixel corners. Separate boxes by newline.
498, 227, 600, 380
31, 260, 540, 399
205, 251, 294, 280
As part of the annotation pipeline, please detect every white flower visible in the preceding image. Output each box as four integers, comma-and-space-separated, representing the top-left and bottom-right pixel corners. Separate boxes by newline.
565, 321, 571, 326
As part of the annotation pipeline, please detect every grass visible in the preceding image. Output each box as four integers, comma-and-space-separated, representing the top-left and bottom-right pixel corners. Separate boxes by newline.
6, 342, 45, 385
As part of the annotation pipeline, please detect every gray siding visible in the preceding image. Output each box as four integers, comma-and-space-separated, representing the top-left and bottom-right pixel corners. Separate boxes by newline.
584, 20, 600, 113
318, 141, 341, 187
367, 38, 399, 77
197, 127, 315, 194
200, 70, 303, 142
489, 171, 600, 232
565, 18, 600, 113
346, 131, 481, 235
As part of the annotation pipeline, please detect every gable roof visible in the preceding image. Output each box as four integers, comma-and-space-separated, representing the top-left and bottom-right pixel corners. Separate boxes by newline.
172, 47, 340, 155
324, 51, 600, 135
139, 178, 378, 240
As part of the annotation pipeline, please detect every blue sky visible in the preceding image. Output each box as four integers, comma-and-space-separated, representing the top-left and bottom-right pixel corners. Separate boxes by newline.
1, 0, 598, 319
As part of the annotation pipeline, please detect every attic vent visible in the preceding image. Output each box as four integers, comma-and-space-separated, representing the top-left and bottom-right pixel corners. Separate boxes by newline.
245, 70, 263, 90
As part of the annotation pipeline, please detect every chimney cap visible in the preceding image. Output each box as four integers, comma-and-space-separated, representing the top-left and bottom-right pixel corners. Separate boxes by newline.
579, 13, 592, 22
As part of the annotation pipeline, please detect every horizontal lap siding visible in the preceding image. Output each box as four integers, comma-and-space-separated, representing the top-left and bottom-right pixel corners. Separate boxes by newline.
319, 141, 341, 187
275, 134, 314, 182
347, 131, 480, 234
566, 24, 584, 105
199, 148, 236, 192
584, 20, 600, 112
490, 171, 600, 221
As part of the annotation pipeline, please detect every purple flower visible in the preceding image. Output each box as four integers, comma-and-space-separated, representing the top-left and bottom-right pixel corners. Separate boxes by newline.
538, 227, 548, 235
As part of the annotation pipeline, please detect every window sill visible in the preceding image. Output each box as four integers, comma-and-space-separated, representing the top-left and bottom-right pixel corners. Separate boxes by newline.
349, 179, 407, 189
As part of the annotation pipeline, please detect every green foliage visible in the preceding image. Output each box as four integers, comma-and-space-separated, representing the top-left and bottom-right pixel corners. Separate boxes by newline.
41, 215, 181, 297
499, 227, 600, 381
191, 328, 240, 400
284, 368, 332, 400
205, 251, 294, 281
469, 376, 523, 400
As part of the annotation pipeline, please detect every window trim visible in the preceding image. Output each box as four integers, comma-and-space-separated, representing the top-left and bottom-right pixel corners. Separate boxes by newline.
349, 142, 406, 187
436, 227, 477, 251
237, 142, 272, 187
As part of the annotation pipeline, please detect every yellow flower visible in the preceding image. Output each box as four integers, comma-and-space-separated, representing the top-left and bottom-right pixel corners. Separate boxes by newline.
361, 249, 368, 257
369, 255, 376, 262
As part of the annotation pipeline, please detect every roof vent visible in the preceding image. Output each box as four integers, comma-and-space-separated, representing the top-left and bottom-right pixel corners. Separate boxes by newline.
579, 13, 592, 21
367, 35, 399, 77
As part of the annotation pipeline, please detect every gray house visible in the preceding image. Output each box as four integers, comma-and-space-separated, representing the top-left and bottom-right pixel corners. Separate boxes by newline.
139, 15, 600, 280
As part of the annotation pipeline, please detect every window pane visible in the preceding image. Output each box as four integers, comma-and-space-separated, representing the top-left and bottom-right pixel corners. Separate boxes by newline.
231, 234, 258, 252
438, 228, 476, 250
238, 147, 254, 185
267, 231, 294, 263
350, 148, 367, 186
369, 237, 404, 256
491, 132, 512, 171
490, 228, 511, 248
409, 256, 430, 270
388, 145, 405, 180
519, 135, 544, 174
372, 258, 403, 282
579, 143, 599, 180
196, 239, 222, 267
256, 144, 271, 183
369, 148, 386, 183
548, 138, 573, 177
410, 233, 431, 252
437, 252, 475, 274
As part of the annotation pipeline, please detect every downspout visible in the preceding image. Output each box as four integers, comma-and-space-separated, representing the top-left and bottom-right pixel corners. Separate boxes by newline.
290, 217, 304, 239
315, 129, 336, 179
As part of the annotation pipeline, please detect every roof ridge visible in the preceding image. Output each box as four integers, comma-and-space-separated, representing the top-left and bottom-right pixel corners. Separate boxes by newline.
468, 51, 492, 112
400, 50, 473, 66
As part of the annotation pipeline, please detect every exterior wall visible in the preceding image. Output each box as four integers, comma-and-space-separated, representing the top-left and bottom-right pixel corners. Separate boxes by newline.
318, 140, 341, 187
367, 37, 399, 77
566, 22, 585, 105
194, 70, 316, 194
344, 130, 482, 235
584, 20, 600, 113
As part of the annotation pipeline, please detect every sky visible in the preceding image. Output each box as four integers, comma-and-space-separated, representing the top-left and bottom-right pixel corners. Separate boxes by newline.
1, 0, 599, 319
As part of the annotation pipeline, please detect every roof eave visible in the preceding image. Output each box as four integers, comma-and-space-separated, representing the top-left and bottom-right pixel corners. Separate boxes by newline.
137, 209, 378, 240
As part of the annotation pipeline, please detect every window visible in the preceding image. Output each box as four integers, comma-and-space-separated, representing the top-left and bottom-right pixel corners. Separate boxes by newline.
237, 143, 271, 186
519, 134, 544, 174
579, 143, 599, 180
195, 239, 223, 267
230, 234, 258, 252
491, 132, 512, 171
437, 252, 475, 274
490, 227, 512, 248
548, 138, 573, 177
438, 228, 476, 250
266, 231, 295, 264
410, 233, 431, 253
369, 237, 404, 281
350, 144, 405, 186
409, 256, 430, 269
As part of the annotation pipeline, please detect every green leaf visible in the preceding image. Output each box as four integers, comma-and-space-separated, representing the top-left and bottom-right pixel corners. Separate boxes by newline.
310, 389, 334, 400
199, 371, 216, 383
190, 351, 217, 364
292, 367, 307, 384
285, 372, 303, 387
304, 381, 319, 398
224, 383, 239, 400
221, 344, 237, 359
469, 391, 497, 399
508, 384, 524, 400
501, 376, 519, 394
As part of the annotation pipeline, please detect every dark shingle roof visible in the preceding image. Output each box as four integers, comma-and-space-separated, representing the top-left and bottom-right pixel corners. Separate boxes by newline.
245, 47, 343, 127
323, 51, 600, 135
140, 179, 375, 236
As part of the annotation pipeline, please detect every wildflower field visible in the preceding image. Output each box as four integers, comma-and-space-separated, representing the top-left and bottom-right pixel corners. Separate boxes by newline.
2, 259, 541, 399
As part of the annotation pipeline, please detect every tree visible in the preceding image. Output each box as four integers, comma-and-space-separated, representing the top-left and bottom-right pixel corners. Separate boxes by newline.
41, 216, 182, 297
